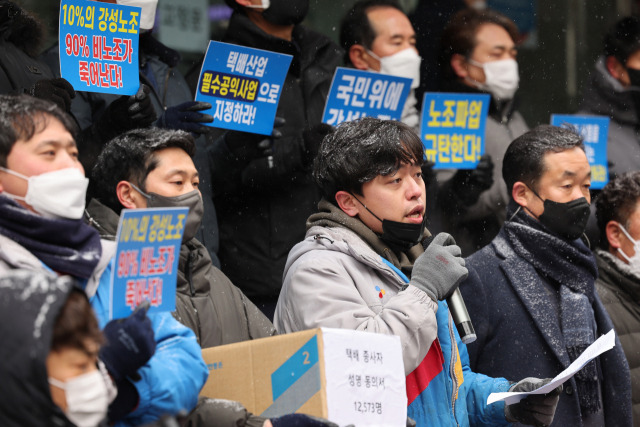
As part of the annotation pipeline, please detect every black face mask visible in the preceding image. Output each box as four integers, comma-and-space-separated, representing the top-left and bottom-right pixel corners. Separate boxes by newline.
380, 218, 426, 252
627, 67, 640, 88
262, 0, 309, 26
528, 188, 590, 241
351, 194, 426, 252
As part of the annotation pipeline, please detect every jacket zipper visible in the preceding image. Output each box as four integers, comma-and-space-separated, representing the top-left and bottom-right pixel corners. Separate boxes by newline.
187, 251, 196, 297
448, 313, 460, 427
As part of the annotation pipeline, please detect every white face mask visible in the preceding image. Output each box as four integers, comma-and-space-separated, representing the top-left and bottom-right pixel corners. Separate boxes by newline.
116, 0, 158, 30
48, 369, 110, 427
617, 223, 640, 276
245, 0, 270, 10
0, 167, 88, 220
467, 58, 520, 101
368, 47, 422, 89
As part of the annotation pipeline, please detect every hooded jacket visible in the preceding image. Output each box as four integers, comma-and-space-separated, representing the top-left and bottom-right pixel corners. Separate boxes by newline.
579, 57, 640, 179
208, 11, 343, 301
274, 200, 511, 426
0, 205, 208, 427
595, 250, 640, 423
0, 270, 78, 427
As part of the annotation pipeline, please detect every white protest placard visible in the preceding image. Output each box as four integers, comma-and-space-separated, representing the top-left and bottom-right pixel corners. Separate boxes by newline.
322, 328, 407, 427
487, 329, 616, 405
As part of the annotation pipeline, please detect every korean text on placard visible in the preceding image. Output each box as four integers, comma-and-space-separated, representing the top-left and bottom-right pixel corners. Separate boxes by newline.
195, 41, 292, 135
421, 93, 490, 169
321, 68, 412, 126
550, 114, 610, 190
116, 211, 185, 310
60, 0, 140, 94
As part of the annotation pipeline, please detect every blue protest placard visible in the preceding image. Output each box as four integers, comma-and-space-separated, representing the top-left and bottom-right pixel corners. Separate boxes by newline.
195, 41, 292, 135
321, 67, 412, 126
550, 114, 610, 189
110, 207, 187, 320
420, 92, 491, 169
59, 0, 140, 95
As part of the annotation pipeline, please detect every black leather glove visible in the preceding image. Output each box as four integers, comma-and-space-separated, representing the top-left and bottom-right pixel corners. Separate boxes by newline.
302, 123, 334, 167
504, 377, 562, 427
223, 116, 285, 163
0, 2, 20, 24
99, 302, 156, 382
270, 414, 340, 427
28, 78, 75, 112
99, 84, 157, 134
158, 101, 213, 134
411, 232, 468, 301
449, 154, 494, 205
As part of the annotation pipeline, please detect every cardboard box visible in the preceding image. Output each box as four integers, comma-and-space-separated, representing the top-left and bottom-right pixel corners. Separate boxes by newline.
201, 328, 407, 426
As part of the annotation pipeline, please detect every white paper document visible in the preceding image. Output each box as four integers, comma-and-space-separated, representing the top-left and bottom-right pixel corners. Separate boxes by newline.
487, 329, 616, 405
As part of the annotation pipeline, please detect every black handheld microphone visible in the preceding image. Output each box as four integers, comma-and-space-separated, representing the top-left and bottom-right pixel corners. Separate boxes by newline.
422, 235, 477, 344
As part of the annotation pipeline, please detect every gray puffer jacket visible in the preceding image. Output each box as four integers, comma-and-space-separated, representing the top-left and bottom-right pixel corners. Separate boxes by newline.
274, 201, 438, 375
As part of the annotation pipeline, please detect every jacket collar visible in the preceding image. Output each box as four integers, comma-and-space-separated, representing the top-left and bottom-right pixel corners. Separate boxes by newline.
85, 198, 120, 241
596, 249, 640, 301
492, 229, 572, 369
580, 56, 640, 127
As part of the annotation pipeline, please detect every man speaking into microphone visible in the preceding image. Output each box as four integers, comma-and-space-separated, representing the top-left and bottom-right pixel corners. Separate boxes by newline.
274, 117, 561, 426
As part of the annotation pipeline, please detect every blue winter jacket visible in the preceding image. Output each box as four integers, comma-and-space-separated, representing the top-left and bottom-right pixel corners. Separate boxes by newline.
388, 264, 512, 426
91, 259, 209, 427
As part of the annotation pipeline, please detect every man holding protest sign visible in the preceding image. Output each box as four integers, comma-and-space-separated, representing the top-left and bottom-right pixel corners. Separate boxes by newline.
580, 16, 640, 179
43, 0, 222, 268
87, 127, 276, 348
207, 0, 342, 319
436, 8, 529, 255
339, 0, 421, 131
87, 126, 340, 427
0, 94, 207, 426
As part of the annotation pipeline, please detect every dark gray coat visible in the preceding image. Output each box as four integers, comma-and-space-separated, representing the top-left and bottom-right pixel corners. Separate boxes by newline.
208, 12, 343, 301
460, 227, 632, 426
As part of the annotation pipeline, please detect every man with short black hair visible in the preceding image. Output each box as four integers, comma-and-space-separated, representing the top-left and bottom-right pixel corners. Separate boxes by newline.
594, 171, 640, 423
88, 127, 337, 427
460, 124, 632, 426
88, 127, 275, 350
580, 16, 640, 178
275, 117, 561, 427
